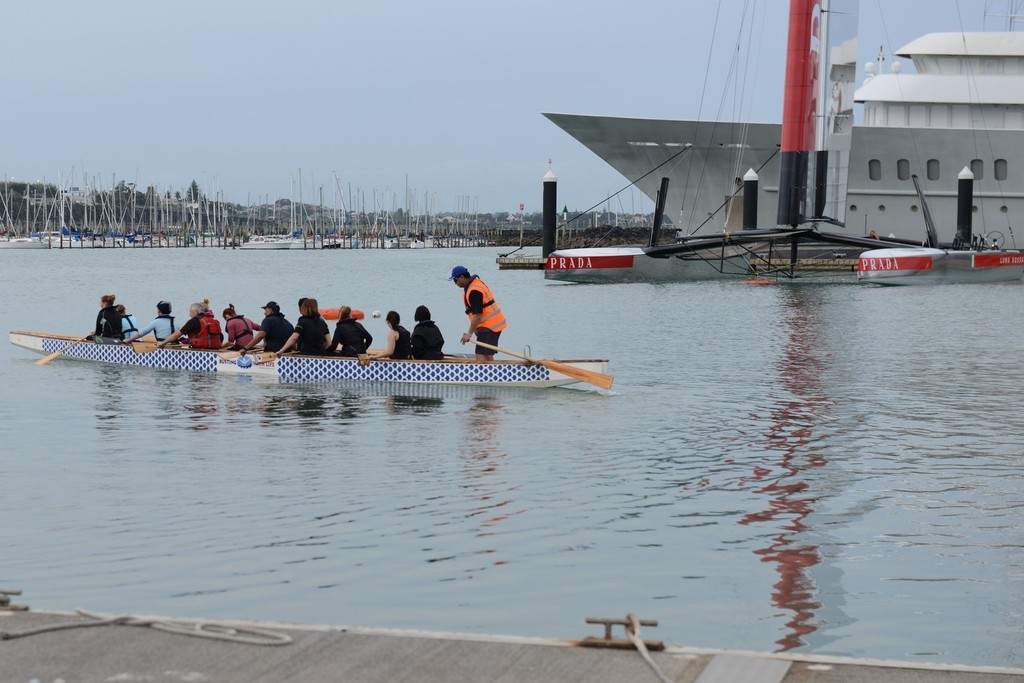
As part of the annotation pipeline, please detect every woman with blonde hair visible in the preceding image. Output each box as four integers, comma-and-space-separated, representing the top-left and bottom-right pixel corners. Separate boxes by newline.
93, 294, 123, 340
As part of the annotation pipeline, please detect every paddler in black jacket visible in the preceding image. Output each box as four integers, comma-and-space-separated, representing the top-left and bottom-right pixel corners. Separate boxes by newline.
93, 294, 124, 341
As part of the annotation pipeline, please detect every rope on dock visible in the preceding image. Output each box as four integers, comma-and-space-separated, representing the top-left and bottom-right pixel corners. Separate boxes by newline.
0, 609, 292, 646
625, 613, 674, 683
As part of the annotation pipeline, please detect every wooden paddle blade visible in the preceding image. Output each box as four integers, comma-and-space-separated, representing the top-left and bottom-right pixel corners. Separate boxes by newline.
130, 342, 160, 354
218, 350, 243, 361
357, 353, 373, 366
35, 335, 90, 366
539, 359, 614, 390
472, 339, 613, 389
252, 352, 278, 364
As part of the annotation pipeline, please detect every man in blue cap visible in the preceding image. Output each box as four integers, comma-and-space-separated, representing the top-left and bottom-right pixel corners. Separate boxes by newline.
449, 265, 507, 362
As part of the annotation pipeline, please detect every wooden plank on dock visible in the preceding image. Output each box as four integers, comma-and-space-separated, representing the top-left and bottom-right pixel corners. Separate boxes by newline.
497, 256, 546, 270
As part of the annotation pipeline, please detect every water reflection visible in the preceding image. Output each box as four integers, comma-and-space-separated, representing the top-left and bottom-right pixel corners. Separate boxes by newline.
740, 287, 834, 651
459, 394, 518, 568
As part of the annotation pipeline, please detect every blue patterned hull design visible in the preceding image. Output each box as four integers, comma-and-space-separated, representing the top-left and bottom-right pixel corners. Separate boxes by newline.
11, 332, 598, 388
274, 355, 550, 384
37, 336, 219, 372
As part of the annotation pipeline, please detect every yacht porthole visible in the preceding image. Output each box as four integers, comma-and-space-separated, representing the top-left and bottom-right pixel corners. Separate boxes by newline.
911, 205, 919, 212
849, 204, 858, 212
972, 205, 979, 213
1001, 205, 1009, 213
878, 205, 886, 212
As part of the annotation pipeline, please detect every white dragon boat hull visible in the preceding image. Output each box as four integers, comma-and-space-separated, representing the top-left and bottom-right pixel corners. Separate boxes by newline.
10, 331, 608, 389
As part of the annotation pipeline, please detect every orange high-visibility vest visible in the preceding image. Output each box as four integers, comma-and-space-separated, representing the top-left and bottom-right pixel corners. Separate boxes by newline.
464, 276, 507, 332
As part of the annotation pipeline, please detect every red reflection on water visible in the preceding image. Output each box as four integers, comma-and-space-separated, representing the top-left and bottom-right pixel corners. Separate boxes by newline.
739, 291, 831, 651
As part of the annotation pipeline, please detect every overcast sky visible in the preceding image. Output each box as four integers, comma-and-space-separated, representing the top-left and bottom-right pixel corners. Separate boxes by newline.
1, 0, 1005, 213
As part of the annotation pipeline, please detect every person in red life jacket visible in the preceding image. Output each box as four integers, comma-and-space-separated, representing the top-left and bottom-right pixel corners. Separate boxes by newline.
222, 304, 259, 350
449, 265, 507, 362
156, 302, 223, 349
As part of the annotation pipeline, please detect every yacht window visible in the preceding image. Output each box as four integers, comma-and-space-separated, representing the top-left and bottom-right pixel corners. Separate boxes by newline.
971, 159, 984, 179
983, 59, 999, 74
995, 158, 1008, 181
930, 105, 949, 128
927, 159, 940, 181
897, 159, 910, 181
869, 159, 882, 181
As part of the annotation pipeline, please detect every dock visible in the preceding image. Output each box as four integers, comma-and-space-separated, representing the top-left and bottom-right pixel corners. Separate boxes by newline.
3, 608, 1022, 682
497, 255, 546, 270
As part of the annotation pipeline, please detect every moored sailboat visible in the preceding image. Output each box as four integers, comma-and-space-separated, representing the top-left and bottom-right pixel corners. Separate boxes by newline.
857, 170, 1024, 284
545, 0, 866, 283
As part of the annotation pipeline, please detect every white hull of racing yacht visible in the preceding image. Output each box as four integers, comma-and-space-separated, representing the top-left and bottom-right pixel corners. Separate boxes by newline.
857, 247, 1024, 284
543, 246, 753, 283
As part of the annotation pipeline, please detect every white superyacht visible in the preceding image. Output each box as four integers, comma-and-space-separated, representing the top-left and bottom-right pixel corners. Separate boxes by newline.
545, 31, 1024, 248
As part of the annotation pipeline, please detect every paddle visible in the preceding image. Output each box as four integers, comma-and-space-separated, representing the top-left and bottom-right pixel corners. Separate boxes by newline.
129, 340, 161, 354
35, 334, 91, 366
218, 350, 279, 364
472, 340, 614, 390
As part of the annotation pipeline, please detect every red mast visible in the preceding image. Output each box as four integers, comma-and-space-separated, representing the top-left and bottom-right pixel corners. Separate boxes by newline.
777, 0, 822, 228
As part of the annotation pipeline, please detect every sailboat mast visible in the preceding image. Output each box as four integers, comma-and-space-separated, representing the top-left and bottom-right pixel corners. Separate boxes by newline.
777, 0, 820, 228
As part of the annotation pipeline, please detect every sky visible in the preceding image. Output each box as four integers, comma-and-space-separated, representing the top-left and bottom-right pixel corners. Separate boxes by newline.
1, 0, 1008, 214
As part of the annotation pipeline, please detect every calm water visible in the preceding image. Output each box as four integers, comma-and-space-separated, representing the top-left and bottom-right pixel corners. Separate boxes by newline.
2, 246, 1023, 667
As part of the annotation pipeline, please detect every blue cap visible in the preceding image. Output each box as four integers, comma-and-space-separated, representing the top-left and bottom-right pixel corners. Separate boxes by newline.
448, 265, 469, 280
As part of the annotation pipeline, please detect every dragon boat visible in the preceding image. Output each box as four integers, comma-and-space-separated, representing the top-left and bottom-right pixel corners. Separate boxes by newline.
9, 331, 612, 389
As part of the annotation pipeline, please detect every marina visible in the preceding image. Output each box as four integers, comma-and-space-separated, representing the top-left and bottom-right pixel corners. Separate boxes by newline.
2, 246, 1024, 671
6, 1, 1024, 676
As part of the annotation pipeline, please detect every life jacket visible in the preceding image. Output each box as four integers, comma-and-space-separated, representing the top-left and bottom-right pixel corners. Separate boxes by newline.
227, 316, 257, 344
393, 325, 412, 359
463, 276, 507, 332
155, 314, 175, 341
122, 314, 139, 336
190, 316, 223, 349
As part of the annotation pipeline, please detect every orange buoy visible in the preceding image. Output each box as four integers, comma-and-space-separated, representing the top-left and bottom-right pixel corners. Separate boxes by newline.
321, 308, 364, 320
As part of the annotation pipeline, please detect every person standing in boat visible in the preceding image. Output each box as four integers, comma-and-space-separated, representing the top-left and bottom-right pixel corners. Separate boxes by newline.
125, 301, 176, 343
328, 305, 373, 357
222, 304, 258, 350
410, 305, 444, 360
156, 302, 223, 349
242, 301, 294, 353
277, 298, 331, 355
115, 304, 139, 341
92, 294, 123, 341
370, 310, 411, 360
449, 265, 506, 362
